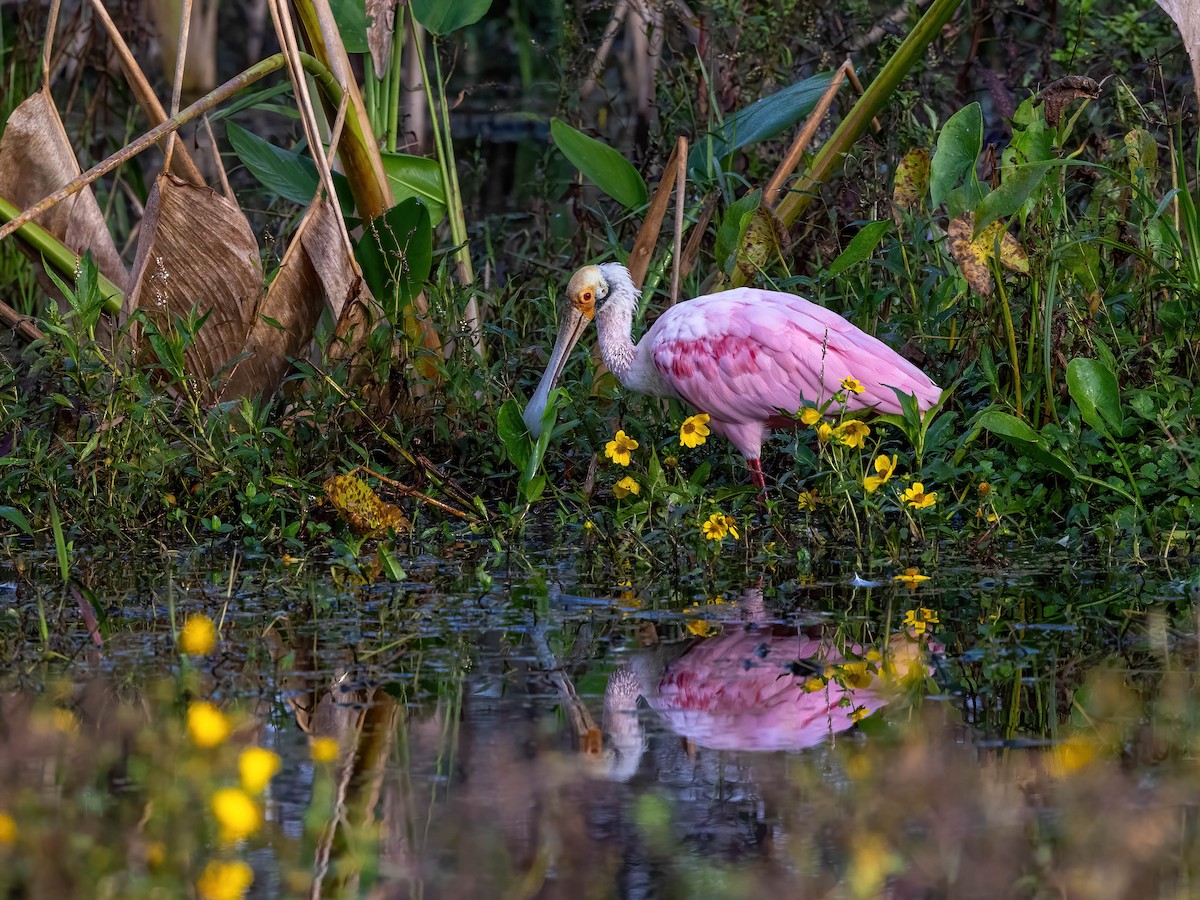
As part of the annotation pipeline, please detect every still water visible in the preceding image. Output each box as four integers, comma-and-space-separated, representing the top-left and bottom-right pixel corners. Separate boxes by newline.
1, 544, 1198, 898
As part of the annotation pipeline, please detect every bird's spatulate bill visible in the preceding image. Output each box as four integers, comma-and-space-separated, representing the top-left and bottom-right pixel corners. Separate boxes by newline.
523, 304, 589, 437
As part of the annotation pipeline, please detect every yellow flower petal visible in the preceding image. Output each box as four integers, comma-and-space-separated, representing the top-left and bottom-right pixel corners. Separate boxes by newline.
197, 860, 254, 900
800, 408, 822, 426
179, 614, 218, 656
211, 788, 261, 843
238, 747, 282, 795
187, 702, 231, 749
604, 430, 639, 466
840, 377, 866, 395
613, 476, 641, 499
680, 414, 711, 448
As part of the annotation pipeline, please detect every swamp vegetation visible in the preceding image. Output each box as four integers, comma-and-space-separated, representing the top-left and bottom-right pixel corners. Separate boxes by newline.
2, 0, 1200, 897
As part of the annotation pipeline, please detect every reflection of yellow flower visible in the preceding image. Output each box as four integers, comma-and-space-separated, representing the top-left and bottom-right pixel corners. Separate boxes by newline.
310, 737, 339, 763
604, 430, 638, 466
849, 705, 870, 723
841, 377, 865, 395
180, 614, 217, 656
197, 860, 254, 900
0, 812, 15, 845
211, 788, 261, 843
801, 677, 826, 693
902, 607, 939, 635
863, 454, 898, 493
700, 513, 729, 541
188, 702, 231, 749
239, 748, 282, 795
902, 482, 937, 509
894, 568, 930, 586
686, 619, 717, 637
679, 414, 711, 448
1047, 734, 1098, 777
817, 423, 833, 444
800, 407, 822, 426
797, 489, 821, 511
613, 476, 640, 499
835, 420, 871, 449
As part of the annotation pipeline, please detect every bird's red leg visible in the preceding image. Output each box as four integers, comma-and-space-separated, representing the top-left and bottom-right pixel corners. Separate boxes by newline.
748, 458, 766, 491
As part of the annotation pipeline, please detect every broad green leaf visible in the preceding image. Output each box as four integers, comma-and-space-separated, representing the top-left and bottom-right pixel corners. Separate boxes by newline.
225, 122, 354, 215
827, 220, 891, 277
974, 162, 1051, 232
0, 506, 32, 536
550, 118, 648, 209
379, 152, 447, 224
930, 102, 983, 210
687, 72, 836, 177
328, 0, 369, 53
714, 190, 762, 274
497, 398, 531, 471
411, 0, 491, 35
1067, 357, 1124, 436
354, 198, 434, 324
977, 409, 1076, 478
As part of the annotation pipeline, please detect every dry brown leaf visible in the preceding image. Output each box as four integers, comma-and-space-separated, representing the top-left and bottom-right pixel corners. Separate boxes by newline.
0, 88, 129, 293
220, 197, 345, 400
366, 0, 399, 74
1036, 75, 1100, 127
128, 173, 260, 396
948, 213, 1030, 295
323, 473, 410, 536
892, 148, 931, 213
1157, 0, 1200, 110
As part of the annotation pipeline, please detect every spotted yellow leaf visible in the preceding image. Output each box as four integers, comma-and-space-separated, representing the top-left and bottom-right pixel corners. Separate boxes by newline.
892, 148, 931, 212
323, 474, 410, 537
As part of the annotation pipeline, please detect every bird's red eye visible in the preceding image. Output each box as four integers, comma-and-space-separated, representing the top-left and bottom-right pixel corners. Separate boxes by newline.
582, 291, 593, 302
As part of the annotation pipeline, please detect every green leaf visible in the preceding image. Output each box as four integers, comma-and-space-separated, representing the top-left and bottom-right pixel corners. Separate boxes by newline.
328, 0, 369, 53
497, 398, 531, 472
930, 102, 983, 210
379, 152, 447, 224
687, 72, 836, 176
411, 0, 492, 35
1067, 357, 1124, 436
974, 162, 1051, 232
225, 121, 353, 215
354, 198, 434, 324
977, 409, 1076, 478
827, 220, 891, 277
49, 498, 69, 583
714, 190, 762, 274
0, 506, 33, 536
550, 118, 648, 209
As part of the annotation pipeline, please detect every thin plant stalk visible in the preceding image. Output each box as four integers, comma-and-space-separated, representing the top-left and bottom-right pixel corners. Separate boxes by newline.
386, 19, 403, 152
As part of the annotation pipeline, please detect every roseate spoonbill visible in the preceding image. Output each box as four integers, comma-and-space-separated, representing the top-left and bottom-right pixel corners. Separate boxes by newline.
523, 263, 941, 488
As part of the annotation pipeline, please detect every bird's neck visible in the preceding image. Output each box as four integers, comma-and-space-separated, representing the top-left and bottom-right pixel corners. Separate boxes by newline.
596, 265, 639, 382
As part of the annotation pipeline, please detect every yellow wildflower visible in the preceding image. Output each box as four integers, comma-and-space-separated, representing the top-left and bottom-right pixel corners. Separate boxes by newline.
180, 614, 218, 656
188, 702, 231, 749
1047, 734, 1099, 777
894, 567, 931, 586
604, 430, 638, 466
839, 661, 874, 689
700, 513, 729, 541
686, 619, 716, 637
613, 476, 640, 499
679, 414, 711, 448
310, 737, 339, 763
238, 747, 282, 795
902, 607, 939, 635
800, 407, 822, 426
0, 812, 15, 845
840, 376, 865, 395
197, 860, 254, 900
801, 677, 826, 693
211, 788, 261, 843
817, 422, 834, 444
797, 488, 821, 511
849, 705, 870, 723
978, 481, 992, 496
835, 420, 871, 449
720, 514, 740, 540
863, 454, 898, 493
902, 482, 937, 509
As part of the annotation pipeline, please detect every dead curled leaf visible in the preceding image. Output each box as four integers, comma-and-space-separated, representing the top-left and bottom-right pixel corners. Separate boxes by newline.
324, 473, 410, 537
1035, 75, 1100, 127
947, 213, 1030, 296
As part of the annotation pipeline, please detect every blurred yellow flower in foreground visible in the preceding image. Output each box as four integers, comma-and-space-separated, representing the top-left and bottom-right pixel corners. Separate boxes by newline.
863, 454, 898, 493
604, 430, 638, 466
613, 476, 640, 499
188, 702, 231, 749
0, 812, 16, 845
197, 860, 254, 900
310, 737, 340, 763
239, 747, 282, 795
211, 788, 261, 843
679, 413, 711, 448
180, 614, 218, 655
1047, 734, 1099, 777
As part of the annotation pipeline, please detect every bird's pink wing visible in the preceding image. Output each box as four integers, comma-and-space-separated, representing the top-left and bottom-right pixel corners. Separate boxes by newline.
649, 288, 940, 428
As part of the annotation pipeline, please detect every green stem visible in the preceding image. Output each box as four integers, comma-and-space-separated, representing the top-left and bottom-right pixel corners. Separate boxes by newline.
992, 256, 1023, 416
431, 44, 473, 283
386, 18, 403, 153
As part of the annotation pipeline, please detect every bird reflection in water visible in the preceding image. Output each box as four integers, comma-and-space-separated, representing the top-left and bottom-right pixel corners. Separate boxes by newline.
595, 588, 940, 780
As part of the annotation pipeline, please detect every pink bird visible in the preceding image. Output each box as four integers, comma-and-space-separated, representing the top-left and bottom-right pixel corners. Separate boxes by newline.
524, 262, 941, 488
